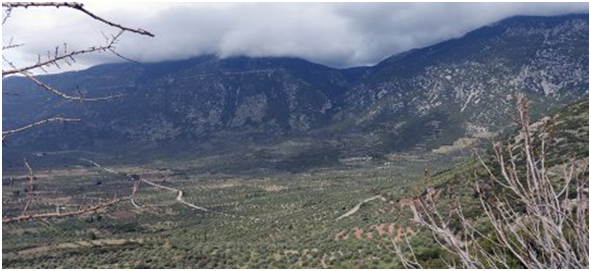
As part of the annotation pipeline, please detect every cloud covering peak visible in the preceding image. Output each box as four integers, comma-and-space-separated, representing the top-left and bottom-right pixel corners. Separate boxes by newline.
2, 2, 588, 71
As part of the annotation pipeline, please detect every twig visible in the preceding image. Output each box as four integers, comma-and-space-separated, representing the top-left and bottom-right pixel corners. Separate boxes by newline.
3, 30, 130, 76
2, 43, 24, 51
1, 2, 155, 225
2, 6, 11, 25
3, 197, 129, 223
2, 159, 129, 223
392, 95, 589, 268
2, 117, 81, 141
2, 2, 154, 37
6, 64, 124, 101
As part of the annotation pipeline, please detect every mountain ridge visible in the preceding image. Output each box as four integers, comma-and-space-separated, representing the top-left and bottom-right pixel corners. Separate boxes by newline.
2, 13, 588, 166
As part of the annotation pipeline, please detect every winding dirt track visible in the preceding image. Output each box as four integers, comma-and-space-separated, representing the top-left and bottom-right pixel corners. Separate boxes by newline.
140, 178, 210, 212
80, 158, 212, 213
336, 195, 386, 221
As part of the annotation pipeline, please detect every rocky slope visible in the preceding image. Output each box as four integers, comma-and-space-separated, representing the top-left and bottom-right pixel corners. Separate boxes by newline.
2, 14, 588, 163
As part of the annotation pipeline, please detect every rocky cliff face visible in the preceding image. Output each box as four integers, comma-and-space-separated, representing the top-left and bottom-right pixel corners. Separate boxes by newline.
3, 56, 355, 148
335, 14, 588, 151
2, 14, 588, 157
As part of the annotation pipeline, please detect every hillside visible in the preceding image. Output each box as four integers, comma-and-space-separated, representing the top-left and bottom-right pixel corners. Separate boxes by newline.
2, 14, 588, 168
385, 98, 589, 268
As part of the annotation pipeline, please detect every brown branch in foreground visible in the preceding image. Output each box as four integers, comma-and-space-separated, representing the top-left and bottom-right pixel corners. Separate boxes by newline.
2, 42, 23, 51
2, 197, 129, 223
2, 2, 154, 37
8, 65, 124, 101
2, 6, 12, 25
2, 30, 130, 76
424, 162, 430, 184
393, 94, 589, 268
2, 30, 130, 100
1, 3, 153, 224
2, 117, 81, 141
3, 53, 125, 101
3, 158, 130, 223
4, 44, 109, 76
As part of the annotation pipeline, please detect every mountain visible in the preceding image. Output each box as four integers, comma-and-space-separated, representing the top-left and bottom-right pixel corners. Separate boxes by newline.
431, 97, 588, 185
2, 14, 588, 165
3, 56, 356, 153
335, 14, 588, 151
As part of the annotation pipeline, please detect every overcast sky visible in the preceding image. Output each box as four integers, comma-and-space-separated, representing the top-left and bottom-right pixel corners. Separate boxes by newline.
2, 2, 588, 72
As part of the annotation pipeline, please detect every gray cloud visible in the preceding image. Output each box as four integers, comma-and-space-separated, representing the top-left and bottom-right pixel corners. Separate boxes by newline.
2, 2, 588, 71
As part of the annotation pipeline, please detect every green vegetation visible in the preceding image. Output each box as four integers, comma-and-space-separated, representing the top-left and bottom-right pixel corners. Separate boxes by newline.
3, 99, 587, 268
392, 98, 589, 268
2, 149, 464, 268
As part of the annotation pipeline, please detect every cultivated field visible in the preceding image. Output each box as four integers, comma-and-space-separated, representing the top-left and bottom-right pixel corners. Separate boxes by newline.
2, 151, 465, 268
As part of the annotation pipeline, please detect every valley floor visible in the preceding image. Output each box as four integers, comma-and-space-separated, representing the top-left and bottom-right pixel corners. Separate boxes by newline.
2, 151, 465, 268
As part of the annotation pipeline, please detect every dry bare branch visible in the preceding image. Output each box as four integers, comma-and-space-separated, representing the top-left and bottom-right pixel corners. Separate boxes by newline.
393, 95, 589, 268
2, 2, 154, 37
2, 6, 11, 25
2, 30, 132, 76
8, 66, 124, 101
1, 2, 154, 224
2, 159, 129, 224
2, 117, 81, 141
2, 197, 129, 223
392, 230, 423, 269
2, 42, 24, 51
